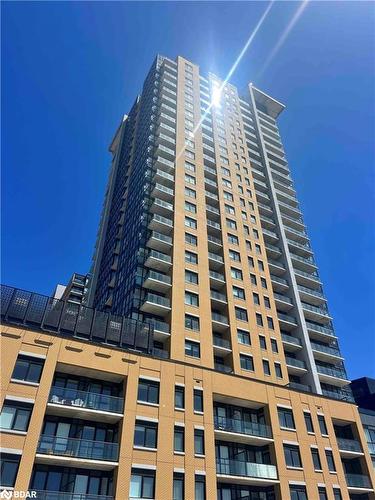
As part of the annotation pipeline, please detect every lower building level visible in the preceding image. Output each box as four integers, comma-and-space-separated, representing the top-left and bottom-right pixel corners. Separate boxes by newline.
1, 324, 374, 499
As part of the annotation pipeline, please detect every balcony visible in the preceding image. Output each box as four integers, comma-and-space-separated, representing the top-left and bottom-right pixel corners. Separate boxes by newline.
265, 243, 281, 258
321, 387, 354, 403
284, 225, 309, 243
146, 230, 172, 252
281, 333, 302, 351
145, 318, 170, 341
214, 416, 273, 446
302, 302, 331, 323
294, 269, 321, 287
213, 336, 232, 354
155, 142, 175, 161
210, 290, 227, 305
271, 275, 289, 291
288, 381, 311, 392
154, 155, 175, 171
36, 436, 118, 469
216, 459, 278, 485
145, 249, 172, 272
207, 219, 221, 232
285, 356, 307, 375
208, 234, 222, 248
297, 284, 326, 306
337, 438, 363, 457
208, 252, 224, 267
316, 364, 350, 387
290, 253, 317, 272
277, 312, 298, 330
257, 202, 273, 215
33, 493, 113, 500
273, 293, 293, 310
262, 229, 279, 242
140, 293, 171, 316
150, 198, 173, 217
268, 259, 285, 276
151, 183, 174, 201
306, 321, 336, 340
209, 270, 226, 285
212, 312, 230, 331
214, 363, 233, 374
287, 238, 313, 256
311, 341, 343, 362
143, 270, 171, 292
148, 213, 173, 233
47, 387, 123, 423
345, 474, 373, 493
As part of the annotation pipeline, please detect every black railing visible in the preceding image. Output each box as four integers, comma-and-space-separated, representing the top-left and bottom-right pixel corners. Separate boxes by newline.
1, 285, 154, 354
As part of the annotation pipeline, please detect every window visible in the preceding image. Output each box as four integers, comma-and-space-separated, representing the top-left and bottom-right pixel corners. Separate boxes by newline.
255, 243, 261, 254
256, 313, 263, 327
267, 317, 274, 329
304, 412, 314, 433
185, 270, 198, 284
264, 297, 271, 309
0, 453, 20, 487
278, 407, 296, 429
0, 400, 33, 432
237, 329, 250, 345
174, 386, 185, 410
185, 340, 200, 358
275, 362, 282, 378
271, 339, 278, 353
185, 187, 196, 199
225, 204, 235, 215
318, 415, 328, 435
173, 473, 184, 500
318, 487, 327, 500
261, 277, 267, 289
284, 444, 302, 468
253, 293, 260, 305
11, 354, 44, 384
185, 251, 198, 264
228, 234, 239, 245
134, 420, 158, 449
226, 219, 237, 230
333, 489, 342, 500
185, 161, 196, 172
129, 468, 155, 499
194, 429, 205, 455
185, 173, 196, 186
174, 426, 185, 452
289, 485, 307, 500
262, 359, 270, 376
311, 447, 322, 470
325, 449, 336, 472
223, 191, 233, 201
233, 286, 245, 300
185, 201, 196, 213
229, 250, 240, 262
240, 354, 254, 371
195, 475, 206, 500
185, 233, 197, 246
235, 307, 248, 322
258, 260, 264, 271
253, 229, 259, 239
231, 268, 243, 280
259, 335, 266, 350
185, 315, 200, 331
248, 256, 254, 268
185, 216, 197, 229
137, 379, 159, 405
185, 291, 199, 307
194, 389, 203, 413
250, 274, 257, 285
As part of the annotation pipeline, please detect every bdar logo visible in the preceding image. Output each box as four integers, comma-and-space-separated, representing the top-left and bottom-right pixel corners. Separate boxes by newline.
0, 491, 12, 499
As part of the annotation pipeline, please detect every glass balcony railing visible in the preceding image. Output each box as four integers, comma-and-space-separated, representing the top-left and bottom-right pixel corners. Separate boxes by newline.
345, 474, 372, 488
316, 365, 348, 380
285, 357, 306, 369
213, 336, 231, 349
208, 234, 222, 246
214, 416, 272, 439
214, 363, 232, 373
271, 275, 288, 286
34, 493, 113, 500
281, 333, 301, 346
208, 252, 224, 263
289, 381, 311, 392
152, 347, 169, 359
48, 387, 123, 414
305, 321, 335, 336
273, 293, 292, 304
209, 270, 225, 281
321, 387, 354, 402
148, 250, 172, 264
212, 312, 229, 325
302, 302, 330, 316
294, 269, 320, 282
144, 293, 171, 308
337, 438, 362, 453
145, 318, 170, 334
37, 436, 119, 462
146, 270, 171, 285
278, 312, 298, 325
210, 290, 227, 302
297, 285, 325, 299
310, 342, 341, 357
216, 459, 277, 480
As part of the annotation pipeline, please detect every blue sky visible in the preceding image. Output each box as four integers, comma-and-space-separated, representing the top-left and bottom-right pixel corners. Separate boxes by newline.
2, 1, 374, 378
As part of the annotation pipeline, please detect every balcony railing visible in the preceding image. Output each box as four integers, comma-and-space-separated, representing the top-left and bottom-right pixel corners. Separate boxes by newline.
48, 387, 123, 414
144, 293, 171, 308
297, 285, 325, 299
321, 387, 354, 402
337, 438, 362, 453
278, 312, 298, 325
302, 302, 330, 317
33, 493, 113, 500
288, 381, 311, 392
145, 318, 170, 334
212, 312, 229, 325
285, 357, 306, 369
281, 333, 302, 346
208, 252, 224, 263
316, 365, 348, 380
274, 293, 292, 304
37, 435, 119, 462
214, 363, 232, 373
311, 342, 341, 357
305, 321, 335, 337
0, 285, 154, 354
271, 275, 288, 286
345, 474, 372, 489
210, 290, 227, 302
216, 459, 277, 480
213, 336, 231, 349
209, 270, 225, 282
146, 270, 171, 285
214, 416, 272, 439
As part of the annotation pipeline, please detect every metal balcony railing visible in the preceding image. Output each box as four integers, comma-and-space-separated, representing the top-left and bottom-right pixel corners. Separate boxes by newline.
1, 285, 154, 354
216, 459, 277, 479
208, 252, 224, 263
208, 234, 222, 246
214, 416, 272, 439
48, 387, 123, 414
37, 435, 119, 462
337, 438, 362, 453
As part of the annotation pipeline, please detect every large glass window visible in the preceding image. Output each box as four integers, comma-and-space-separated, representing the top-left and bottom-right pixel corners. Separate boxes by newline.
195, 475, 206, 500
137, 379, 159, 405
194, 389, 203, 413
173, 473, 184, 500
237, 329, 250, 345
290, 485, 307, 500
0, 400, 33, 431
185, 340, 200, 358
283, 444, 302, 468
129, 468, 155, 499
175, 386, 185, 410
0, 453, 20, 487
12, 354, 44, 383
240, 354, 254, 371
194, 429, 205, 455
185, 314, 200, 331
134, 420, 158, 449
311, 448, 322, 470
174, 426, 185, 452
318, 415, 328, 435
278, 407, 295, 429
325, 449, 336, 472
304, 412, 314, 433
